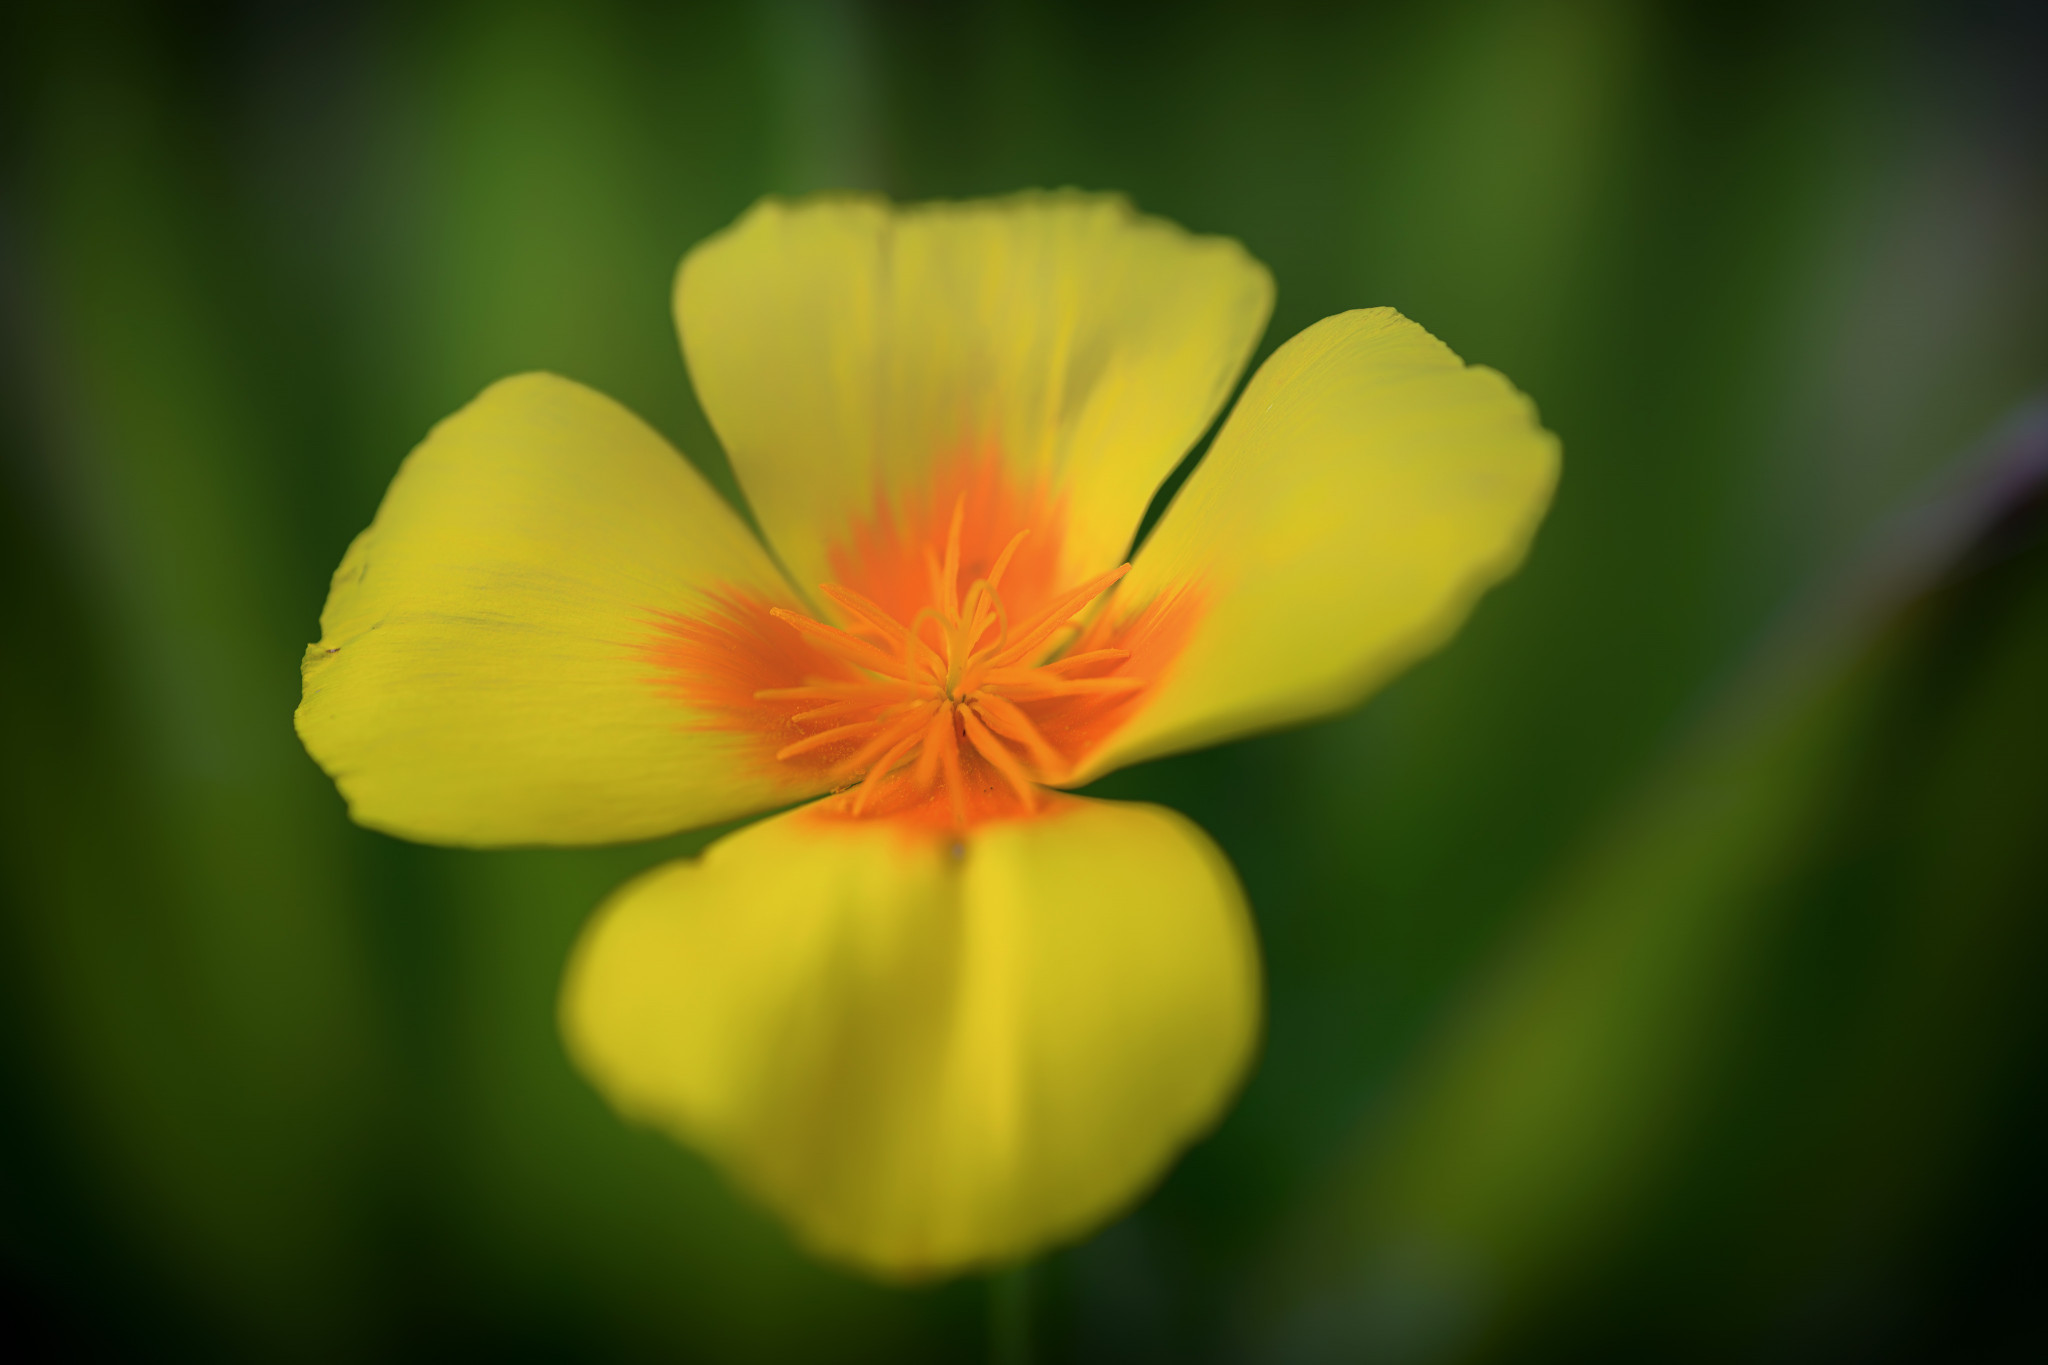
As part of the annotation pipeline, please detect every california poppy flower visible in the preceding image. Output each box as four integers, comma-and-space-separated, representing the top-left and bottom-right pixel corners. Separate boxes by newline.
296, 192, 1557, 1278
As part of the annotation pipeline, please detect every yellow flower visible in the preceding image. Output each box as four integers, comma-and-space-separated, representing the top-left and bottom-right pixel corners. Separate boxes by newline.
296, 192, 1557, 1279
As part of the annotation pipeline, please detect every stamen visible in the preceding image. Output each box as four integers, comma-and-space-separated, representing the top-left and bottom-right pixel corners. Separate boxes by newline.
959, 706, 1036, 810
934, 704, 967, 826
769, 608, 918, 679
852, 725, 927, 814
760, 522, 1147, 826
960, 578, 1007, 656
983, 674, 1146, 702
775, 717, 885, 760
985, 529, 1030, 591
988, 564, 1131, 668
967, 692, 1065, 774
831, 701, 941, 777
819, 583, 945, 673
792, 699, 891, 723
755, 680, 921, 703
907, 607, 951, 674
912, 707, 953, 791
1036, 648, 1129, 674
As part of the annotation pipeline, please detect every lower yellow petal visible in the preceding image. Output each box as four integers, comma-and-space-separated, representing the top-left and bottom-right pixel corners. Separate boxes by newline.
560, 797, 1261, 1278
296, 373, 822, 847
1074, 309, 1559, 781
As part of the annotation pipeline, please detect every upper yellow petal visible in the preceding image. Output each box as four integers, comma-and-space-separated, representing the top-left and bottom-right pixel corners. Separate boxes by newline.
675, 192, 1274, 594
1073, 309, 1560, 781
296, 373, 825, 847
560, 796, 1261, 1278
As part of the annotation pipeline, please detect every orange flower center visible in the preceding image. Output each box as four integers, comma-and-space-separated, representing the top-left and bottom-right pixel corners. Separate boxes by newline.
642, 454, 1201, 830
757, 503, 1140, 825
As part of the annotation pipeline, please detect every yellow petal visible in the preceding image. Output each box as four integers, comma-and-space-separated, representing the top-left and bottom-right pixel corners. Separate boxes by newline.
675, 192, 1273, 594
560, 796, 1261, 1278
1073, 309, 1560, 781
297, 373, 825, 846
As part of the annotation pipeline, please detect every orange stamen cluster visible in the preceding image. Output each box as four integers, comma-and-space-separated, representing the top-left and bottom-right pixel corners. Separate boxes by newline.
757, 505, 1141, 823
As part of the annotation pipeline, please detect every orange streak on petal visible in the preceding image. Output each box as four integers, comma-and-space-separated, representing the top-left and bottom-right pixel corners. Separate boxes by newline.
829, 446, 1068, 626
931, 497, 966, 623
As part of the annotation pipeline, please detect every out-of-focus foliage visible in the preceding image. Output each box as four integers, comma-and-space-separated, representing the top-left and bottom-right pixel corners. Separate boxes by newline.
1256, 412, 2048, 1363
0, 1, 2042, 1361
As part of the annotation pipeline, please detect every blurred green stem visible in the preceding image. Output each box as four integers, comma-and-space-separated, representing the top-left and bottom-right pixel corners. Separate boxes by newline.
988, 1261, 1032, 1365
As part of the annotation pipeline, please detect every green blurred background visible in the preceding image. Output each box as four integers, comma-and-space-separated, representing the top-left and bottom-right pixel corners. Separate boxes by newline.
3, 1, 2045, 1360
